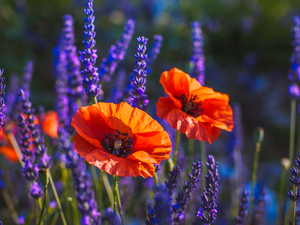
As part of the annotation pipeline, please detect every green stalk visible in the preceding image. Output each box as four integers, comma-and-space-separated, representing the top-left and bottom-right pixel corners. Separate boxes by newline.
91, 165, 99, 198
292, 185, 297, 225
201, 141, 207, 190
116, 177, 124, 225
103, 171, 114, 208
289, 99, 297, 164
49, 172, 67, 225
38, 184, 48, 225
276, 159, 290, 225
7, 132, 24, 167
98, 169, 103, 212
188, 139, 194, 169
173, 130, 180, 166
2, 189, 19, 224
284, 99, 297, 225
113, 175, 118, 213
247, 142, 262, 225
154, 172, 158, 186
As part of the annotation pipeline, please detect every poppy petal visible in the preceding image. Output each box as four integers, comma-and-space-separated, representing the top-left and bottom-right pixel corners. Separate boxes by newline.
156, 97, 221, 143
0, 146, 18, 163
73, 134, 155, 178
133, 131, 172, 163
40, 111, 59, 138
71, 106, 115, 149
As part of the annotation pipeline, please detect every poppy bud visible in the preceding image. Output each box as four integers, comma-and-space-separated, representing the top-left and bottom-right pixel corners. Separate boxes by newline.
253, 127, 264, 143
39, 168, 49, 186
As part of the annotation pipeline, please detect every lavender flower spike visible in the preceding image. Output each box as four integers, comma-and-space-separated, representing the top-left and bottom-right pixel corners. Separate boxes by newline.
287, 151, 300, 201
288, 16, 300, 99
0, 69, 5, 129
62, 14, 85, 99
197, 155, 220, 224
172, 161, 202, 223
129, 36, 149, 111
57, 126, 101, 224
99, 19, 135, 84
146, 35, 163, 75
190, 21, 205, 86
233, 190, 249, 225
79, 0, 101, 98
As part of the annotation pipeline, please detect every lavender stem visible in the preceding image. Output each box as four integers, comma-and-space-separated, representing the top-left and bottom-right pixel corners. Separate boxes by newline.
289, 99, 297, 162
49, 173, 67, 225
1, 189, 19, 224
247, 128, 264, 225
7, 132, 24, 167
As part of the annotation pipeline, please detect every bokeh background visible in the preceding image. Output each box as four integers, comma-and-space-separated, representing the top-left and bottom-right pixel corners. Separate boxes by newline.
1, 0, 300, 223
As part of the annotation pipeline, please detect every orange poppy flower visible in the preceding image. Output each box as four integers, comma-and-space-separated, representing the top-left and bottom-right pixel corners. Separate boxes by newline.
156, 68, 233, 143
0, 122, 18, 163
71, 102, 172, 178
40, 111, 59, 138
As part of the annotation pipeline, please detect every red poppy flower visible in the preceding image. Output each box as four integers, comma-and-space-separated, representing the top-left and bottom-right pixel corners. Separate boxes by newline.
40, 111, 59, 138
71, 102, 172, 178
156, 68, 233, 143
0, 122, 18, 163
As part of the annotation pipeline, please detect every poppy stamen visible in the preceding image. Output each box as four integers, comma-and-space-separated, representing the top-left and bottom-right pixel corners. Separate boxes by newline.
176, 94, 203, 117
101, 129, 134, 158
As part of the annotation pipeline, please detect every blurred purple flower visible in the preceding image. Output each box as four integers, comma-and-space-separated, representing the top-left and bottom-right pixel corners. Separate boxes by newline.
146, 34, 163, 75
190, 21, 205, 86
99, 19, 135, 84
30, 181, 44, 199
129, 37, 149, 111
79, 0, 101, 98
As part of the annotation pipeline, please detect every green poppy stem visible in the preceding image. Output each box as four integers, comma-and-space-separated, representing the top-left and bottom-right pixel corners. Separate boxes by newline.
113, 175, 124, 224
201, 141, 206, 190
114, 175, 118, 213
49, 172, 67, 225
98, 169, 103, 212
247, 142, 262, 225
173, 130, 180, 166
188, 139, 194, 169
38, 184, 48, 225
289, 99, 297, 164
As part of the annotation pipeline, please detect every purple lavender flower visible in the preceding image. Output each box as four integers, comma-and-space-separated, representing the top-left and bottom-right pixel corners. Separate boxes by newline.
197, 155, 220, 224
23, 160, 39, 181
99, 19, 135, 84
57, 126, 101, 224
129, 36, 149, 111
62, 14, 85, 100
233, 190, 249, 225
172, 161, 202, 223
20, 61, 33, 98
107, 69, 127, 104
0, 69, 5, 129
79, 0, 101, 98
0, 169, 5, 189
190, 21, 205, 86
30, 181, 44, 199
250, 187, 266, 225
18, 89, 47, 157
153, 185, 171, 225
39, 152, 52, 169
18, 216, 25, 225
288, 16, 300, 99
101, 207, 121, 225
54, 25, 69, 125
165, 166, 181, 202
146, 35, 163, 75
287, 151, 300, 201
4, 73, 17, 121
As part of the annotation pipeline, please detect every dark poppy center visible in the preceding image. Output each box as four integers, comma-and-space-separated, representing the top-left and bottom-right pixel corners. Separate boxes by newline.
176, 94, 203, 117
101, 129, 134, 158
